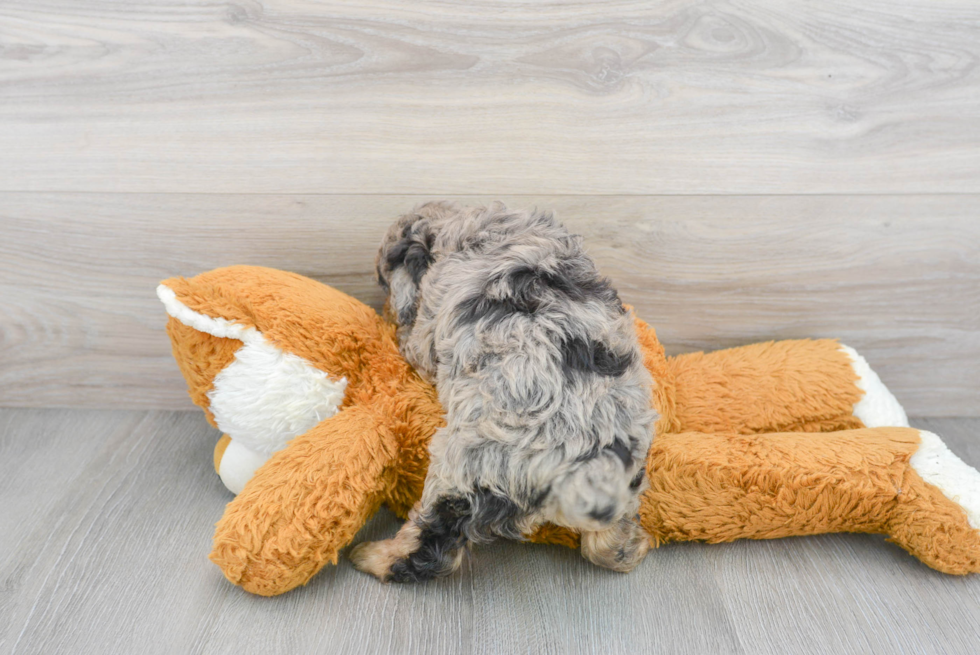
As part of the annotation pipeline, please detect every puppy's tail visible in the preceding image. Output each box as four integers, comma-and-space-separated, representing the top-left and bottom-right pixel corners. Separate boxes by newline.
553, 452, 637, 530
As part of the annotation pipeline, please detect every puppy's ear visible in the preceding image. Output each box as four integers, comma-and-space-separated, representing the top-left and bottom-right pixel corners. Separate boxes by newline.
377, 214, 438, 327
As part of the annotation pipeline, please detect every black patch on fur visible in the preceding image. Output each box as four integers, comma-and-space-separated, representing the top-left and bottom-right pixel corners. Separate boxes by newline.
465, 352, 500, 374
404, 244, 433, 285
561, 337, 634, 378
376, 261, 389, 293
527, 486, 551, 512
386, 496, 473, 583
468, 487, 524, 542
629, 467, 646, 490
605, 438, 633, 467
588, 504, 616, 523
456, 260, 627, 328
386, 487, 527, 583
615, 544, 630, 563
575, 438, 635, 469
393, 293, 419, 330
505, 266, 543, 306
574, 441, 601, 463
457, 293, 538, 326
382, 220, 437, 330
456, 265, 551, 325
384, 218, 436, 286
505, 263, 624, 313
428, 340, 439, 370
383, 224, 413, 269
546, 260, 625, 313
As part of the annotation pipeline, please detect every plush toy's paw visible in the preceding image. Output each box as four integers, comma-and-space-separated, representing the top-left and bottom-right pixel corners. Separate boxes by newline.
888, 429, 980, 574
580, 516, 651, 573
214, 436, 270, 495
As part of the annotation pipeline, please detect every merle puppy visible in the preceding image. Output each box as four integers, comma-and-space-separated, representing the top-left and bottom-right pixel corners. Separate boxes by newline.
350, 201, 656, 582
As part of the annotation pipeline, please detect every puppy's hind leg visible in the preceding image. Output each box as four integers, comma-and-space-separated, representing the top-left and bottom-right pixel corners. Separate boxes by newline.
350, 495, 473, 583
580, 515, 651, 573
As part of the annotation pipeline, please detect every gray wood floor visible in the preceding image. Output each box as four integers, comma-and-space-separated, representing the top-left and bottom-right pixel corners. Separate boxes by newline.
2, 408, 979, 655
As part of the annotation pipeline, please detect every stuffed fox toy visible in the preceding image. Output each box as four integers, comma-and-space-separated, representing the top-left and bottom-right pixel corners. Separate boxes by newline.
158, 266, 980, 596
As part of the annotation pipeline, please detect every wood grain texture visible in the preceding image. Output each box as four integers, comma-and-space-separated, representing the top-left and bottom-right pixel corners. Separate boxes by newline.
1, 193, 977, 415
0, 1, 979, 194
2, 409, 979, 654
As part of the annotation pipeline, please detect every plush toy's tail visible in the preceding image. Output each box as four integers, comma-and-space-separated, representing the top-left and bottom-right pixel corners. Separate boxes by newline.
210, 404, 398, 596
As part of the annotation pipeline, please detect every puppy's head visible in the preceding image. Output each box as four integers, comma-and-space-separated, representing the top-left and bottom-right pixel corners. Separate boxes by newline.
375, 201, 458, 328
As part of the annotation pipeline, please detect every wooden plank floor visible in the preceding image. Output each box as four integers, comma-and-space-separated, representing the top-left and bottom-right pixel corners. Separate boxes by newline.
1, 408, 979, 655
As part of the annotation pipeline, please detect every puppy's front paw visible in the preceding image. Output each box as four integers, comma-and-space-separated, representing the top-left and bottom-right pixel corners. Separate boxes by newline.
349, 540, 399, 582
580, 516, 651, 573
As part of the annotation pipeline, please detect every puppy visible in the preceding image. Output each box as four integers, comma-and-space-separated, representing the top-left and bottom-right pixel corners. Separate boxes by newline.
350, 202, 656, 582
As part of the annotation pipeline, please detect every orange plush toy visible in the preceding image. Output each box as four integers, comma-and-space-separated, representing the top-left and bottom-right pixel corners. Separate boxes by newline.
158, 266, 980, 596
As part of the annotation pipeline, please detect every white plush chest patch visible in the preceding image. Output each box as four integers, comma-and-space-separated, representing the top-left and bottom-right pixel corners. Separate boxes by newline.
208, 337, 347, 454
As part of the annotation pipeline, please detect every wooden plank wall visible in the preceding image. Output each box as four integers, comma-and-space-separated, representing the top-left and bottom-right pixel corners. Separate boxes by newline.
0, 1, 978, 414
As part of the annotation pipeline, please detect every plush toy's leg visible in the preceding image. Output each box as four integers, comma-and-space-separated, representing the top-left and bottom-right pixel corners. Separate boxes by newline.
666, 339, 906, 434
209, 404, 397, 596
641, 427, 980, 574
890, 430, 980, 573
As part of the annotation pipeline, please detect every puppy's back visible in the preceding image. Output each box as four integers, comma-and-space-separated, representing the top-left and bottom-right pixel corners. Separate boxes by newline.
410, 205, 656, 531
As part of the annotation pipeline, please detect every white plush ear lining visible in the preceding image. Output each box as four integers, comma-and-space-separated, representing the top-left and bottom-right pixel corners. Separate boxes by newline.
157, 284, 258, 343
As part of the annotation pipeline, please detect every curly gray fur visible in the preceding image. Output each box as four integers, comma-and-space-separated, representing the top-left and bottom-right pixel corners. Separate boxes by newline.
352, 202, 656, 582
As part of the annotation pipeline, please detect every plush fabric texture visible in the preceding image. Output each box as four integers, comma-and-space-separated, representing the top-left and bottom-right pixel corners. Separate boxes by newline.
642, 427, 975, 575
160, 266, 980, 595
668, 339, 864, 434
213, 434, 231, 475
165, 318, 241, 428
